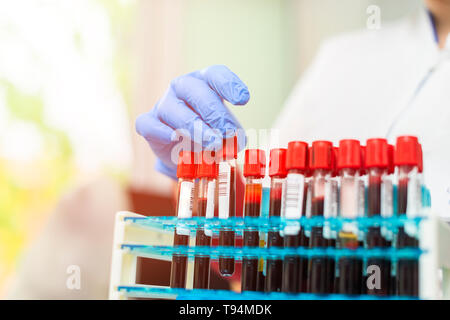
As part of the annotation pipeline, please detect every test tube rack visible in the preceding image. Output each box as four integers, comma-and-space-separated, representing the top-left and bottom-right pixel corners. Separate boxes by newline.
108, 208, 450, 300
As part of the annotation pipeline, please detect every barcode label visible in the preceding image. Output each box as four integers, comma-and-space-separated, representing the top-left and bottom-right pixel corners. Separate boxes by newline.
283, 174, 304, 236
381, 176, 393, 218
218, 162, 231, 219
177, 181, 194, 219
283, 173, 305, 219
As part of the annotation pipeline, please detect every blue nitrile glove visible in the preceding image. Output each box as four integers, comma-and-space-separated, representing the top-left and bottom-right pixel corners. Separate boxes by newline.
136, 65, 249, 180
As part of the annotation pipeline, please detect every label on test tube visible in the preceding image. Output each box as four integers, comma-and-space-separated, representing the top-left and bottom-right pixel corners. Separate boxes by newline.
405, 173, 422, 237
204, 181, 216, 237
283, 173, 305, 235
177, 181, 194, 235
357, 180, 365, 241
218, 162, 231, 219
341, 178, 360, 233
304, 180, 312, 237
381, 177, 393, 241
324, 180, 338, 239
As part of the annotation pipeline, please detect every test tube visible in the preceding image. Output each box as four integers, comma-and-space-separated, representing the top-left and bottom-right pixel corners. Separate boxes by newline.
387, 143, 396, 295
170, 151, 196, 288
257, 174, 271, 291
308, 141, 334, 294
394, 136, 421, 297
282, 141, 308, 293
336, 139, 364, 295
365, 138, 393, 296
193, 151, 217, 289
299, 147, 313, 293
217, 136, 237, 276
265, 148, 287, 292
241, 149, 266, 292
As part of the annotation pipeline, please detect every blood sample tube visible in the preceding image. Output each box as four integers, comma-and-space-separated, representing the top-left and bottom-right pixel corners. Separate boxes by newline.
325, 147, 339, 294
308, 141, 334, 294
241, 149, 266, 292
394, 136, 421, 297
336, 139, 364, 295
217, 136, 238, 276
365, 138, 393, 296
388, 143, 397, 295
256, 173, 271, 291
170, 151, 196, 288
193, 151, 217, 289
282, 141, 308, 293
265, 148, 287, 292
300, 147, 313, 293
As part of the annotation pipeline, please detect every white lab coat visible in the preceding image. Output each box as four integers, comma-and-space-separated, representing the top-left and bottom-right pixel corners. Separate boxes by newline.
273, 8, 450, 218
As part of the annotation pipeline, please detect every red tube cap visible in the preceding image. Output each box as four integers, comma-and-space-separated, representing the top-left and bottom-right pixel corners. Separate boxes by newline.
394, 136, 420, 167
197, 151, 217, 178
388, 144, 395, 174
418, 143, 423, 173
286, 141, 308, 172
332, 147, 339, 177
337, 139, 361, 170
244, 149, 266, 178
307, 146, 313, 177
365, 138, 389, 169
269, 148, 287, 177
177, 151, 196, 179
218, 136, 238, 160
311, 141, 333, 170
360, 145, 367, 175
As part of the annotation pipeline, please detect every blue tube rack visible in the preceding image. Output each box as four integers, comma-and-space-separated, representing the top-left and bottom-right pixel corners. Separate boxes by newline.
116, 285, 419, 300
123, 215, 424, 236
109, 211, 428, 300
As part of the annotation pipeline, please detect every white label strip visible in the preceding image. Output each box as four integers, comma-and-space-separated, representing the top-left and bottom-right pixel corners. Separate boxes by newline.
381, 176, 393, 218
206, 180, 216, 219
218, 162, 231, 219
284, 173, 305, 219
177, 181, 194, 219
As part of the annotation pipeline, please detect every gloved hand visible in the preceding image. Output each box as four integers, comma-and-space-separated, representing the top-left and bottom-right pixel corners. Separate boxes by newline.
136, 65, 250, 179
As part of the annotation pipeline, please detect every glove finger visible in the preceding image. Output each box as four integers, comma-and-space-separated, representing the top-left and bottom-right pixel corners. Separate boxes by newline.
156, 88, 223, 149
189, 65, 250, 105
170, 75, 244, 137
135, 109, 174, 145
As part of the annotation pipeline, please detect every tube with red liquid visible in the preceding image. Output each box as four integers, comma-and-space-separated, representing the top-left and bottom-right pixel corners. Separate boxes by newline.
365, 138, 393, 296
308, 141, 334, 294
265, 148, 287, 292
323, 147, 339, 293
336, 139, 364, 295
281, 141, 308, 293
193, 151, 217, 289
241, 149, 266, 292
395, 136, 421, 297
217, 137, 237, 277
170, 151, 196, 288
299, 147, 313, 292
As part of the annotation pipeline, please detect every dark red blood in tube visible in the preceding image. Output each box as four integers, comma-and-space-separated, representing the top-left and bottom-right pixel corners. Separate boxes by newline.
219, 165, 236, 276
193, 198, 212, 289
170, 232, 189, 288
396, 178, 419, 297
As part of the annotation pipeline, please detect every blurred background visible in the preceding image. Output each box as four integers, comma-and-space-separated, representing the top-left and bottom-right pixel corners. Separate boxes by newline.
0, 0, 422, 298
